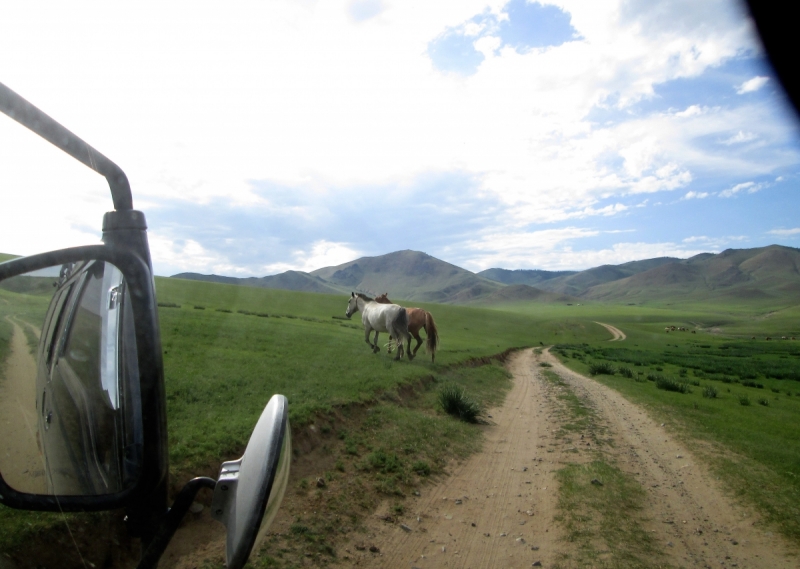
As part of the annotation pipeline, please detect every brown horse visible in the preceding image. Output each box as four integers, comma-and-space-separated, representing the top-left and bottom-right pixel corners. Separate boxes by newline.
375, 293, 439, 362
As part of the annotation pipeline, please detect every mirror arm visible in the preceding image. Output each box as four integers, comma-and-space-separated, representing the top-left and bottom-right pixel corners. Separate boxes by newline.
0, 81, 133, 211
135, 477, 217, 569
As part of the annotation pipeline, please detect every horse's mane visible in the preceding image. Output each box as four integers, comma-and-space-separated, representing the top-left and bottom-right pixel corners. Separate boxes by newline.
355, 292, 374, 301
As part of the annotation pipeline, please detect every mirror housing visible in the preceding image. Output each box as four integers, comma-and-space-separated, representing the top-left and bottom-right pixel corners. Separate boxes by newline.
211, 394, 291, 569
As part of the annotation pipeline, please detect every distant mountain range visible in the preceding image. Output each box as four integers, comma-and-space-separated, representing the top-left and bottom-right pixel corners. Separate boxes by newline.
171, 245, 800, 305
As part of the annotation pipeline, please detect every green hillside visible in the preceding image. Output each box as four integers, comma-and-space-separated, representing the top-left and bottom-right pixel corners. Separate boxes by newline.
309, 249, 503, 303
584, 245, 800, 305
536, 257, 681, 296
166, 245, 800, 308
477, 267, 576, 286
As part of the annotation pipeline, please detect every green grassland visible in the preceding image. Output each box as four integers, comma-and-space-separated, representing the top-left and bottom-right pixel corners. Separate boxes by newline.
1, 272, 799, 562
154, 276, 608, 472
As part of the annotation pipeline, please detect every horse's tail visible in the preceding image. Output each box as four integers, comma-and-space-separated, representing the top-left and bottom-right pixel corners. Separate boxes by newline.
394, 307, 410, 343
424, 311, 439, 363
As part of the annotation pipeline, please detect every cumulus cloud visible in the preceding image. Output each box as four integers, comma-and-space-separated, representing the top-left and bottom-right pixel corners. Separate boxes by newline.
264, 240, 364, 274
737, 76, 769, 94
0, 0, 795, 275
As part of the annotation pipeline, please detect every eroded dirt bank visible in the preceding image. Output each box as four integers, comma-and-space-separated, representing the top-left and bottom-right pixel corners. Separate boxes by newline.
333, 348, 797, 568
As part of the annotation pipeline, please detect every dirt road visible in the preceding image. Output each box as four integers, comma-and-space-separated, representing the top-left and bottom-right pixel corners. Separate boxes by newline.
594, 321, 626, 341
338, 348, 797, 568
0, 315, 47, 494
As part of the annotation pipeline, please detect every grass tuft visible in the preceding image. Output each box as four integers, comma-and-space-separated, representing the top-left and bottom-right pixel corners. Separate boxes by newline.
588, 362, 616, 376
655, 376, 690, 393
438, 383, 481, 423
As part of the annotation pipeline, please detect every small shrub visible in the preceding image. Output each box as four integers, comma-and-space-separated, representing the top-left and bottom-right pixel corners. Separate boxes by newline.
758, 398, 769, 407
367, 450, 402, 474
739, 396, 751, 406
721, 377, 732, 384
193, 305, 205, 310
157, 302, 181, 308
655, 366, 664, 372
689, 380, 700, 386
438, 384, 481, 423
702, 386, 718, 399
589, 362, 616, 376
539, 362, 552, 368
215, 308, 232, 313
655, 377, 690, 393
679, 368, 688, 377
412, 460, 431, 476
771, 388, 780, 394
618, 366, 634, 378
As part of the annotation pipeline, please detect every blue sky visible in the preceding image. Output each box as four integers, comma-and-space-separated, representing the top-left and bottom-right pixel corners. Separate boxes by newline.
1, 0, 799, 276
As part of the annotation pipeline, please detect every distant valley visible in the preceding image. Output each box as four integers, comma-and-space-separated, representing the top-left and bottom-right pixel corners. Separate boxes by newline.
172, 245, 800, 306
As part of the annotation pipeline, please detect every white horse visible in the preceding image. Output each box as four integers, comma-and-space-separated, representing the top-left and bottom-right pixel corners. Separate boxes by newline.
345, 292, 412, 360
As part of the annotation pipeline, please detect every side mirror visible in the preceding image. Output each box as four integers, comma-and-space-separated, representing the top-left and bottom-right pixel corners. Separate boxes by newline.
212, 394, 290, 569
0, 248, 164, 512
1, 82, 291, 568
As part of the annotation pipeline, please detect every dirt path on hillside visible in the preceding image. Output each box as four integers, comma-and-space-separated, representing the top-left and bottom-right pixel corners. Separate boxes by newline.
336, 349, 797, 568
0, 315, 47, 494
594, 321, 626, 341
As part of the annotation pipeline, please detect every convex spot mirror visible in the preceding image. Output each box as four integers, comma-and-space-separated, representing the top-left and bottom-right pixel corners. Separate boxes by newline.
211, 394, 290, 569
0, 251, 155, 509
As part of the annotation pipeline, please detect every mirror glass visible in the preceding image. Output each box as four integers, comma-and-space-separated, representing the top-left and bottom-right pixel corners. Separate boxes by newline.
0, 260, 142, 496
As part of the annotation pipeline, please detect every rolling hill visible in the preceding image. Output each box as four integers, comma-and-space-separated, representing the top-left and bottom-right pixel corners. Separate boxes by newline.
583, 245, 800, 302
476, 268, 576, 286
309, 250, 503, 303
167, 245, 800, 306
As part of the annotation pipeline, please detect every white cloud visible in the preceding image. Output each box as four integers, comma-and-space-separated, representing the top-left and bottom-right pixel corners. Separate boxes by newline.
263, 240, 363, 274
737, 76, 769, 94
676, 105, 705, 118
682, 235, 747, 247
459, 234, 713, 271
0, 0, 794, 273
722, 131, 757, 145
768, 228, 800, 236
682, 191, 709, 199
717, 181, 767, 197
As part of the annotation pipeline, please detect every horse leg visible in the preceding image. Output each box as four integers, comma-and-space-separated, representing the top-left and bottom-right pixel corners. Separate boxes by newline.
372, 331, 381, 353
365, 327, 377, 353
411, 330, 423, 358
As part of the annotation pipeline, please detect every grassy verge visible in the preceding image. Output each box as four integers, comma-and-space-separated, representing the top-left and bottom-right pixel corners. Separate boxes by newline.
252, 362, 512, 568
